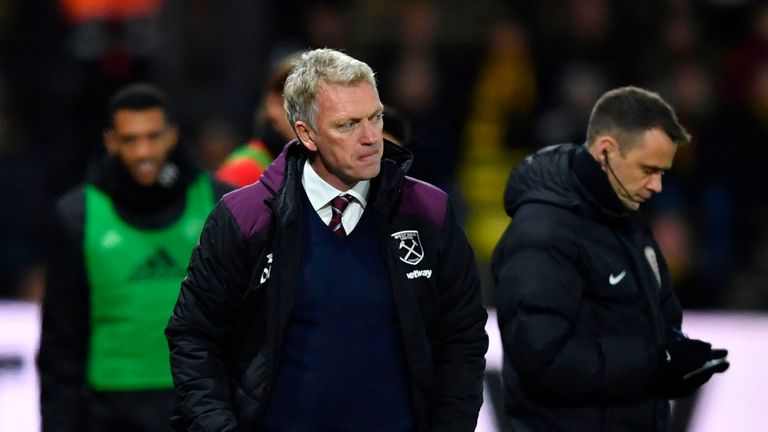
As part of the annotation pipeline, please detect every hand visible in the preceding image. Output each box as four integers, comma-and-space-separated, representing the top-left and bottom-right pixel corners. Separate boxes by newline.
655, 339, 729, 398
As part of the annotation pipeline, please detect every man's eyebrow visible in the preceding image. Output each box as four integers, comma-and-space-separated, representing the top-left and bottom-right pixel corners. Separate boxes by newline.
642, 163, 670, 172
332, 118, 359, 126
358, 107, 383, 120
334, 107, 384, 125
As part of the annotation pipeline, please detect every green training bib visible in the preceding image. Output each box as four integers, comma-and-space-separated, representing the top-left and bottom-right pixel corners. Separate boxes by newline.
84, 175, 214, 390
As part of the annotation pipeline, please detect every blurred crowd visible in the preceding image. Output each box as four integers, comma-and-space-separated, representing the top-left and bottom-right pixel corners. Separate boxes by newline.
1, 0, 767, 309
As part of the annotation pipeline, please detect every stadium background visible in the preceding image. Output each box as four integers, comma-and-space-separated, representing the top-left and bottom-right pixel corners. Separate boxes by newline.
1, 1, 767, 430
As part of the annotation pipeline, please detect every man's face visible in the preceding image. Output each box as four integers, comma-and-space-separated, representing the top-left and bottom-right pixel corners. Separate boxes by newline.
604, 128, 677, 210
296, 82, 384, 191
105, 108, 178, 187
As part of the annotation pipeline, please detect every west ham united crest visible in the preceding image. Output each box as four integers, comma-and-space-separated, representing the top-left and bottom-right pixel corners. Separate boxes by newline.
391, 230, 424, 265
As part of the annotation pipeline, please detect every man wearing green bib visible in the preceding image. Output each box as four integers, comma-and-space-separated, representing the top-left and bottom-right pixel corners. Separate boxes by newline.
37, 83, 233, 432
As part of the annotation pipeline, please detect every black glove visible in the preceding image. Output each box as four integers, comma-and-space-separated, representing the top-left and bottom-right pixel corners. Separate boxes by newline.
655, 338, 729, 398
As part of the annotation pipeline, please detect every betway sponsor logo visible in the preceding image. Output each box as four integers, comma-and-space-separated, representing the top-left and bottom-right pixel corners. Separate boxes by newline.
406, 269, 432, 280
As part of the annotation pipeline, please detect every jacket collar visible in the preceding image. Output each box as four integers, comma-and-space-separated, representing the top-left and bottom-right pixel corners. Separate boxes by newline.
264, 139, 412, 224
502, 143, 633, 222
572, 145, 633, 220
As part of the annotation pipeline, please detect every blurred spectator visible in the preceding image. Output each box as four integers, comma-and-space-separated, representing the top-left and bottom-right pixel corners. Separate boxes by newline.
215, 51, 300, 187
386, 3, 449, 188
456, 17, 537, 303
721, 3, 768, 109
55, 0, 167, 175
719, 58, 768, 309
153, 0, 272, 170
648, 60, 733, 309
709, 3, 768, 307
368, 1, 480, 198
641, 0, 734, 309
37, 83, 233, 431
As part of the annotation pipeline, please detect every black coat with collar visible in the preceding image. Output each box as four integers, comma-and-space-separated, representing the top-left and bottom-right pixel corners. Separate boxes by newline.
165, 140, 488, 431
491, 143, 683, 432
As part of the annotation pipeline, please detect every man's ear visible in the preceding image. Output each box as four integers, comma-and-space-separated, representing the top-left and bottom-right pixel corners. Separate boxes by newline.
295, 121, 316, 151
593, 135, 618, 167
103, 129, 117, 154
166, 124, 179, 150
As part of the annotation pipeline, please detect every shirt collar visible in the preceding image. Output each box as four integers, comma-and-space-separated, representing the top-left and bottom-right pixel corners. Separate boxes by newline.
301, 159, 370, 211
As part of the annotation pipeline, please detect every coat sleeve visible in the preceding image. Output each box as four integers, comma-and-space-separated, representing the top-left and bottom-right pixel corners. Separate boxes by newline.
37, 192, 89, 432
165, 202, 253, 431
493, 227, 655, 402
430, 202, 489, 431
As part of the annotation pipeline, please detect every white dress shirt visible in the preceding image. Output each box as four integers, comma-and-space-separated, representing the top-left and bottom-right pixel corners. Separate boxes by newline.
301, 160, 369, 234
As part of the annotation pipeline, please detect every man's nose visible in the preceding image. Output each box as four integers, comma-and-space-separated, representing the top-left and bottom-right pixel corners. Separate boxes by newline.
135, 134, 163, 157
359, 119, 381, 144
648, 173, 663, 193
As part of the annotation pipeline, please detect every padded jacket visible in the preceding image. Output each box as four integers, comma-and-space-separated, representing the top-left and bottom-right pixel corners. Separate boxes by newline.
166, 140, 488, 431
491, 144, 683, 432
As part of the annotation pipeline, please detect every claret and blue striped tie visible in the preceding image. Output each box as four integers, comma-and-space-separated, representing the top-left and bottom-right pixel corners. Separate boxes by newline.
328, 194, 353, 237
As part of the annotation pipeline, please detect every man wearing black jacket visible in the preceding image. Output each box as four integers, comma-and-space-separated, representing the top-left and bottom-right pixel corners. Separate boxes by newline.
492, 86, 729, 431
37, 83, 233, 432
165, 48, 488, 431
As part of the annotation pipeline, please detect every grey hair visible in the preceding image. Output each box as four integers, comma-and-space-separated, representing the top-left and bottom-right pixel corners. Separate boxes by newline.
283, 48, 377, 131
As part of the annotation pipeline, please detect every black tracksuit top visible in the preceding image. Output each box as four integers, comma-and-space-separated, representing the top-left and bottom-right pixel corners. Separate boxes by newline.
492, 143, 683, 432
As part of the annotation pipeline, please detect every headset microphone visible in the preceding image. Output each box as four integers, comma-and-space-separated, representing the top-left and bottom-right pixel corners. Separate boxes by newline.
603, 150, 637, 203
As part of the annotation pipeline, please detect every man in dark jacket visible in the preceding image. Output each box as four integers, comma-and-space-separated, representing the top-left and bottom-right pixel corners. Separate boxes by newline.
165, 48, 488, 431
37, 83, 233, 432
492, 86, 729, 431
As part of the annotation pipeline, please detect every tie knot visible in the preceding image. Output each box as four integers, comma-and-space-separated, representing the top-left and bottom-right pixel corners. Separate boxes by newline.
331, 194, 353, 213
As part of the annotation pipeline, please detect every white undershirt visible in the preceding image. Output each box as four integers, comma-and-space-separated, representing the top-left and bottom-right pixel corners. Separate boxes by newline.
301, 160, 370, 233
